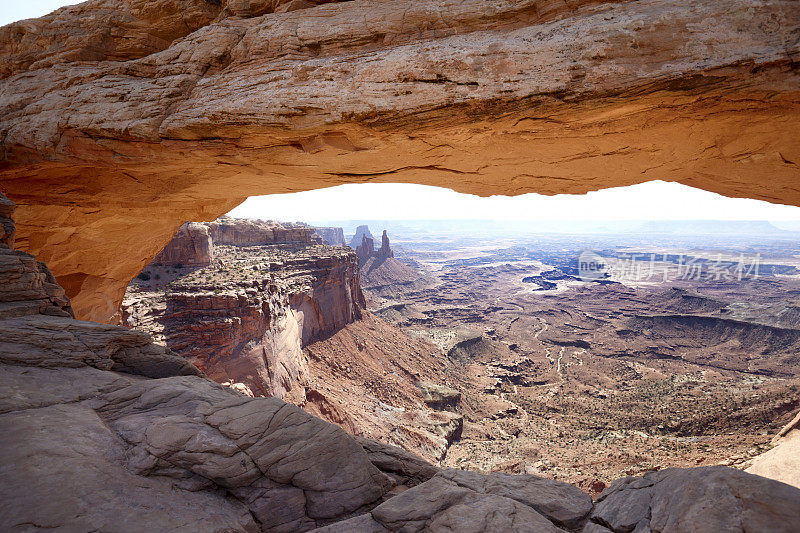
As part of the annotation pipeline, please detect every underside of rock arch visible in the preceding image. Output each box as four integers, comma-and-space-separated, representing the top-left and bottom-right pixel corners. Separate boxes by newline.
1, 0, 799, 322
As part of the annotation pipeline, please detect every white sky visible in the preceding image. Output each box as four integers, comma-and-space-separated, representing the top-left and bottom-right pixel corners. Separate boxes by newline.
0, 0, 78, 26
228, 181, 800, 224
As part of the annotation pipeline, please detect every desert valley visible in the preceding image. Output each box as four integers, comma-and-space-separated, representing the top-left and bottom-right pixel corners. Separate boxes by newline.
122, 215, 800, 498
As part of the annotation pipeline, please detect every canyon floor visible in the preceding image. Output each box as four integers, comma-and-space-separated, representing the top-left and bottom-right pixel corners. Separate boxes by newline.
125, 219, 800, 498
359, 221, 800, 495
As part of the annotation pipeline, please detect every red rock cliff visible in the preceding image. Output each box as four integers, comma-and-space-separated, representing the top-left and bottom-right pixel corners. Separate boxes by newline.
151, 221, 214, 267
207, 216, 322, 246
124, 241, 365, 398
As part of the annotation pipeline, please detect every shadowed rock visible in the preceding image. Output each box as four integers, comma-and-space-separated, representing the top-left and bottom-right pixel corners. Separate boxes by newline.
312, 468, 592, 532
587, 466, 800, 533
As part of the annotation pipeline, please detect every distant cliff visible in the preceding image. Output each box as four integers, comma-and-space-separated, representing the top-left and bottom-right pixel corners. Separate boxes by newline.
314, 227, 346, 246
151, 222, 213, 267
126, 237, 364, 399
207, 216, 322, 246
148, 216, 321, 268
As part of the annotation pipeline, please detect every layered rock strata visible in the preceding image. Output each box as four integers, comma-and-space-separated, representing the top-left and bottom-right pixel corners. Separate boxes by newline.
148, 216, 323, 269
151, 221, 214, 267
0, 194, 14, 248
208, 216, 322, 246
125, 243, 364, 398
0, 195, 73, 320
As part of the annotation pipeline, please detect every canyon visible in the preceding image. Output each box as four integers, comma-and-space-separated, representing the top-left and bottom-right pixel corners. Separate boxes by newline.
347, 220, 800, 492
2, 195, 800, 532
124, 217, 360, 397
2, 0, 800, 531
124, 218, 463, 461
122, 215, 800, 497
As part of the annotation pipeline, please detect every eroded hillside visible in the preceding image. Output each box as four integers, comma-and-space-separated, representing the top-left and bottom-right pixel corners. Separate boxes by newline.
123, 217, 464, 462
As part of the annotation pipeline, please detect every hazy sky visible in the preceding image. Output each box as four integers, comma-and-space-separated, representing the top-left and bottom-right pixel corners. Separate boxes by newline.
228, 181, 800, 224
0, 0, 78, 26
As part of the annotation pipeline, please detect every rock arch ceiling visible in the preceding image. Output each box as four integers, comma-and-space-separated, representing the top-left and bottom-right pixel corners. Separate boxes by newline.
0, 0, 798, 322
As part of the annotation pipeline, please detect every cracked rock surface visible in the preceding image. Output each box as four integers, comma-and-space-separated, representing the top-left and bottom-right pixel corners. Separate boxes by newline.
312, 468, 593, 532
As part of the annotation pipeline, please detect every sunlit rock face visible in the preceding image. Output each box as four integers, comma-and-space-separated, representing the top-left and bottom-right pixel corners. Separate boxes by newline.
154, 249, 365, 398
124, 218, 365, 398
151, 222, 214, 267
1, 0, 799, 322
0, 195, 74, 320
747, 412, 800, 489
206, 216, 323, 246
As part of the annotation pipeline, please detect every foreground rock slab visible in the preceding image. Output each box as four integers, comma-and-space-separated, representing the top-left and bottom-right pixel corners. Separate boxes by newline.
586, 466, 800, 533
313, 468, 594, 532
0, 321, 394, 532
746, 410, 800, 490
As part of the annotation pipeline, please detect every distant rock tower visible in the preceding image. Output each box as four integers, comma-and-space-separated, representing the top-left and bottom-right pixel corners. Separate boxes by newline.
355, 234, 375, 265
354, 228, 394, 266
377, 230, 394, 259
349, 225, 375, 249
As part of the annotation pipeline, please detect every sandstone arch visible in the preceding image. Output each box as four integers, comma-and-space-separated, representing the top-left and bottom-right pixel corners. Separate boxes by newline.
1, 0, 798, 322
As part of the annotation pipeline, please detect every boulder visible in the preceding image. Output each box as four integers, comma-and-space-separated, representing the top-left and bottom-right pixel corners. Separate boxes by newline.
418, 381, 461, 410
587, 466, 800, 533
746, 410, 800, 489
355, 436, 440, 488
312, 468, 593, 532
